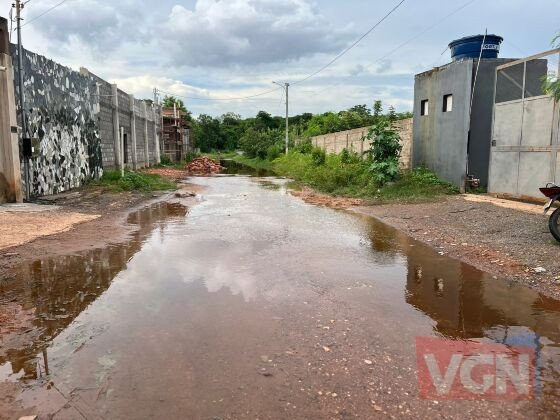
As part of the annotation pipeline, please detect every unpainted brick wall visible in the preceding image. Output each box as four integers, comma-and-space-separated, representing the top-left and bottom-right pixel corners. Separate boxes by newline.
82, 75, 161, 170
310, 118, 413, 168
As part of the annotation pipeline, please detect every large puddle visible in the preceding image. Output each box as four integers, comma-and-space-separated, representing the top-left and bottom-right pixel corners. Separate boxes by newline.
1, 174, 559, 418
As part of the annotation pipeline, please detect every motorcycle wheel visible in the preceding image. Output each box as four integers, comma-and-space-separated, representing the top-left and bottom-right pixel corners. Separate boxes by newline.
549, 207, 560, 243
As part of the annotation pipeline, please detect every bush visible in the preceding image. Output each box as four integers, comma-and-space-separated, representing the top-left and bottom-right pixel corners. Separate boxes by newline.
367, 119, 402, 185
266, 143, 284, 161
273, 150, 458, 203
185, 152, 199, 163
239, 128, 283, 159
274, 150, 376, 197
311, 147, 326, 166
160, 154, 172, 166
294, 139, 313, 154
96, 170, 176, 192
340, 148, 361, 164
101, 170, 122, 182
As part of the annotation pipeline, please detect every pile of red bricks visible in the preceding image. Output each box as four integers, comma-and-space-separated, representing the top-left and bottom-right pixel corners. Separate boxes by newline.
186, 157, 225, 175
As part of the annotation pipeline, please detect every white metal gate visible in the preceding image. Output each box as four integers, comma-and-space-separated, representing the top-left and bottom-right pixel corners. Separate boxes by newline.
488, 48, 560, 199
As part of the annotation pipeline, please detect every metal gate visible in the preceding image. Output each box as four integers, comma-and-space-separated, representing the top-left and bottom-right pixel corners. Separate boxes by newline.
488, 48, 560, 199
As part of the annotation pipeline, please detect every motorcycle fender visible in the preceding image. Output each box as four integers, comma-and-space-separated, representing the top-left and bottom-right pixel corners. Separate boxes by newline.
544, 194, 560, 214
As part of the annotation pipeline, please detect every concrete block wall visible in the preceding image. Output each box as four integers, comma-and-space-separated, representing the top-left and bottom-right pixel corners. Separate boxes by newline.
8, 44, 162, 197
12, 45, 102, 196
310, 118, 413, 168
94, 76, 115, 169
134, 100, 146, 166
393, 118, 413, 169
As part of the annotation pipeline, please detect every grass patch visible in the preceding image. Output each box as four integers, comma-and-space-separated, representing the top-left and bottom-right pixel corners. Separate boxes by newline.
201, 151, 276, 172
370, 167, 459, 204
273, 151, 458, 204
94, 170, 176, 192
201, 149, 458, 204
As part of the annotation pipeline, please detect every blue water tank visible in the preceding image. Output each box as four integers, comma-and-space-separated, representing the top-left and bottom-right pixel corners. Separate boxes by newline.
449, 34, 503, 61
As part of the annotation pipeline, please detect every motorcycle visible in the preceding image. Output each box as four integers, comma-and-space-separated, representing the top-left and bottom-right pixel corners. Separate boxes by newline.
540, 183, 560, 243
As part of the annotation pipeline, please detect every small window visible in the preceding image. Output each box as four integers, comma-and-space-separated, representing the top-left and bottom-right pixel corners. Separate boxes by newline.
443, 94, 453, 112
420, 99, 429, 116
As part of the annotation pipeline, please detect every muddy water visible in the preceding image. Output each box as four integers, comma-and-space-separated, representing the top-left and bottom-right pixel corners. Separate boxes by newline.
1, 175, 559, 418
220, 158, 275, 176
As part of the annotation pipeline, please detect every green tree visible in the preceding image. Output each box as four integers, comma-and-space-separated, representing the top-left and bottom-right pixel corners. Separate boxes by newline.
367, 119, 402, 185
194, 114, 222, 152
239, 128, 282, 159
373, 100, 383, 119
220, 112, 243, 150
543, 33, 560, 102
348, 104, 372, 120
254, 111, 276, 131
162, 95, 193, 122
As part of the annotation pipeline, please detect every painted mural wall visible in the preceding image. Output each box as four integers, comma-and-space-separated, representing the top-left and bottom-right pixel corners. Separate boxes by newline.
12, 45, 102, 196
9, 45, 162, 197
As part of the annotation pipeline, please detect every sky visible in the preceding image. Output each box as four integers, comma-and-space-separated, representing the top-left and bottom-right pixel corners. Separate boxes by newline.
2, 0, 559, 118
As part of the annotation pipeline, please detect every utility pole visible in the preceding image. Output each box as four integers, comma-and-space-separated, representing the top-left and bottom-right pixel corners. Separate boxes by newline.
154, 87, 163, 160
273, 81, 290, 154
284, 83, 289, 155
14, 0, 29, 200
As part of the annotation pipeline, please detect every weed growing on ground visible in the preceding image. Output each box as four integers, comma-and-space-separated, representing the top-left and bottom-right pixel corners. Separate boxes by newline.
273, 151, 457, 203
94, 170, 176, 192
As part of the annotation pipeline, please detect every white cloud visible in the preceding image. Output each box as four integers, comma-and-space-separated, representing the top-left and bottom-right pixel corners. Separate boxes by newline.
161, 0, 354, 67
26, 0, 149, 54
11, 0, 560, 118
111, 75, 210, 100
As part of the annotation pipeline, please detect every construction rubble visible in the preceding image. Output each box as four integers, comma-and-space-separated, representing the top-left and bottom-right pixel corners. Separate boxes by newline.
186, 157, 225, 175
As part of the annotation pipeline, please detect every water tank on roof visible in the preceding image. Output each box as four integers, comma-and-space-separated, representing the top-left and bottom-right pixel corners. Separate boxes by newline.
449, 34, 503, 61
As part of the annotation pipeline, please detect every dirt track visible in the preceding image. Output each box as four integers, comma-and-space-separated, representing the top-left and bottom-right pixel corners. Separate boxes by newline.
1, 176, 558, 419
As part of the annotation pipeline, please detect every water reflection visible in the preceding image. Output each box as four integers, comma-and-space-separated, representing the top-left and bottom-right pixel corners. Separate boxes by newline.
0, 202, 187, 380
0, 175, 559, 411
220, 159, 275, 177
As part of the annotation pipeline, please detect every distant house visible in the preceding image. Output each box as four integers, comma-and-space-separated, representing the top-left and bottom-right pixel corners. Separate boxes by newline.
161, 107, 194, 162
412, 35, 517, 191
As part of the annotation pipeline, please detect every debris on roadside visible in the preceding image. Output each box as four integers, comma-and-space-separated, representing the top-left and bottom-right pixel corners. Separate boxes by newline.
143, 168, 188, 180
174, 191, 196, 198
258, 368, 273, 377
534, 267, 547, 274
186, 157, 225, 175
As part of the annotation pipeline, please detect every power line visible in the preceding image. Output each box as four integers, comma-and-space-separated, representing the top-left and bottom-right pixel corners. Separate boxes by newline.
290, 0, 406, 86
157, 86, 282, 102
304, 0, 478, 97
157, 0, 407, 101
276, 88, 286, 116
20, 0, 70, 28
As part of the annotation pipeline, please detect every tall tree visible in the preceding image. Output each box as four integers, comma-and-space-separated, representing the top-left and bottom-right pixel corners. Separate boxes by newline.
162, 95, 192, 122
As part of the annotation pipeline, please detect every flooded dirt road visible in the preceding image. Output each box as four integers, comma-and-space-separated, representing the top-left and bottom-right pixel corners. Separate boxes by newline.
1, 175, 560, 419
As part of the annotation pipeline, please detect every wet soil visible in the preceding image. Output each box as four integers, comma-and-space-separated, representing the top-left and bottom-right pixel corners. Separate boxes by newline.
351, 197, 560, 300
0, 184, 201, 372
0, 175, 559, 419
0, 210, 99, 251
284, 186, 560, 300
